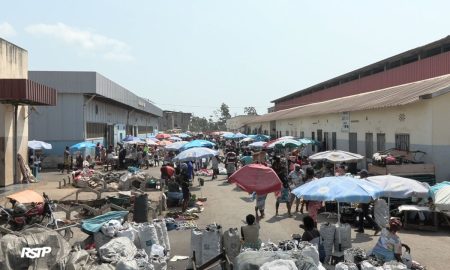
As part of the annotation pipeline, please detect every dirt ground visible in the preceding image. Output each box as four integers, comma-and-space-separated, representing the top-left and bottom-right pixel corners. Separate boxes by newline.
1, 166, 449, 270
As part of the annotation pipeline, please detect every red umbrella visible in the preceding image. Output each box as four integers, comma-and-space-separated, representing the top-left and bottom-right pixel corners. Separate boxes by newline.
262, 138, 281, 149
156, 133, 171, 139
229, 164, 282, 195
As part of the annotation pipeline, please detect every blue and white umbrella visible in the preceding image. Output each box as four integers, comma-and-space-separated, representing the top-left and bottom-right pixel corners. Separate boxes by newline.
248, 141, 266, 149
292, 176, 382, 203
122, 135, 143, 142
224, 132, 248, 140
177, 133, 191, 139
173, 147, 219, 162
169, 136, 182, 141
28, 140, 52, 150
165, 141, 188, 151
70, 142, 96, 151
181, 139, 215, 150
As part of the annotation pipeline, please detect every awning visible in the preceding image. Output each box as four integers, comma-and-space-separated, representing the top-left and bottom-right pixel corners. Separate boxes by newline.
0, 79, 57, 106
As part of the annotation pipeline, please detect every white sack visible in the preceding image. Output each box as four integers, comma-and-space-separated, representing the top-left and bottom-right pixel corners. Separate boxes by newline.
260, 259, 299, 270
319, 223, 335, 262
334, 223, 352, 252
223, 228, 241, 262
382, 261, 407, 270
101, 219, 123, 237
151, 245, 165, 257
335, 262, 358, 270
137, 223, 160, 256
98, 237, 137, 264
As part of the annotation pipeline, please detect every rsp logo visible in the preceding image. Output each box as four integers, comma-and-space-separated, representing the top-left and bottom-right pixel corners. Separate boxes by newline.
20, 247, 52, 259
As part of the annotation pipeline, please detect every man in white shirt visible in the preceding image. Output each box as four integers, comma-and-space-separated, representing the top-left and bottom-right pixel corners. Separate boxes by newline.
288, 164, 304, 213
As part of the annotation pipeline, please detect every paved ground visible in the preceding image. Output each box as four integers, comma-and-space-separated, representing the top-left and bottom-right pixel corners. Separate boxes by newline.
2, 167, 449, 270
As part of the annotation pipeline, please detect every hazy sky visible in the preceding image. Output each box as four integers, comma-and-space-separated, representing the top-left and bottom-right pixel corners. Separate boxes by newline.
2, 1, 450, 118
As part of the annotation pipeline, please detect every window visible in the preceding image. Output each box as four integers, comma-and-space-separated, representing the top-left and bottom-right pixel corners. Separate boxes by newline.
95, 104, 98, 115
365, 133, 373, 158
349, 132, 357, 153
395, 133, 410, 151
86, 122, 106, 139
377, 133, 386, 151
286, 130, 289, 136
332, 132, 337, 150
300, 131, 304, 138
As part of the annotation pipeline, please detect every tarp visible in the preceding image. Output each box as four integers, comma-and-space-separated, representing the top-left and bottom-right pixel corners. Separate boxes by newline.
308, 150, 364, 163
6, 189, 44, 204
429, 181, 450, 198
229, 164, 282, 195
81, 211, 128, 234
28, 140, 52, 150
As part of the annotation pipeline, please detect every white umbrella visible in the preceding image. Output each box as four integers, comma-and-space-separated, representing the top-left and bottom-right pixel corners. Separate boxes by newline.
28, 140, 52, 150
366, 175, 429, 199
165, 141, 188, 151
173, 147, 218, 162
248, 141, 265, 149
145, 139, 158, 146
309, 150, 364, 163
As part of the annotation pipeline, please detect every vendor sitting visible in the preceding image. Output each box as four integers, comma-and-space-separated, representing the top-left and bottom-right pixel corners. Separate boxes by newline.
371, 217, 403, 262
241, 212, 261, 249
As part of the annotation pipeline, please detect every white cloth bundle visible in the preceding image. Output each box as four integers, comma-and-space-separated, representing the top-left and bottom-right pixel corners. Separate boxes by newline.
260, 259, 299, 270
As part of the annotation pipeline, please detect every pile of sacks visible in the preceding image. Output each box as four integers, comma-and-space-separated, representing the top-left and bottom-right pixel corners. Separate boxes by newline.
318, 222, 352, 263
90, 220, 171, 269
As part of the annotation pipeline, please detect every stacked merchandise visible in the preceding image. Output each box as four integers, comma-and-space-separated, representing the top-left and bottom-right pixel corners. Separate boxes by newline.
344, 247, 367, 264
223, 228, 241, 263
235, 250, 324, 270
335, 262, 358, 270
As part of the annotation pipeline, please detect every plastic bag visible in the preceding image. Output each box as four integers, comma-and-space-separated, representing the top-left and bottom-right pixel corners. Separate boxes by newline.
117, 223, 140, 248
334, 223, 352, 252
383, 261, 407, 270
98, 237, 137, 264
101, 219, 123, 237
151, 244, 165, 257
260, 259, 299, 270
401, 251, 412, 269
137, 223, 160, 256
335, 262, 358, 270
154, 219, 170, 252
319, 223, 335, 262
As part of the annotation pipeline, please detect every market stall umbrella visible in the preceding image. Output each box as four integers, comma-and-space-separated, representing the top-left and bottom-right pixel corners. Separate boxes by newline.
299, 138, 318, 145
169, 136, 182, 142
253, 134, 270, 142
248, 141, 266, 149
308, 150, 364, 163
122, 135, 143, 142
262, 138, 281, 149
292, 176, 383, 203
292, 176, 382, 251
145, 139, 158, 146
28, 140, 52, 150
274, 138, 303, 149
165, 141, 188, 151
158, 140, 173, 146
156, 133, 171, 140
239, 137, 254, 143
223, 132, 247, 140
229, 164, 282, 195
177, 133, 191, 139
173, 147, 218, 162
366, 175, 429, 199
70, 142, 96, 151
147, 137, 160, 142
181, 139, 215, 150
434, 186, 450, 212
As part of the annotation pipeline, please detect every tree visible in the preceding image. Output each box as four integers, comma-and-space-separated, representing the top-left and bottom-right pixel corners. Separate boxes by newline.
244, 106, 258, 115
189, 115, 209, 132
213, 103, 231, 130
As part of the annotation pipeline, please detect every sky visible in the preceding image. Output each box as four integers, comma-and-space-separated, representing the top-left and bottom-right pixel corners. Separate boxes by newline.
2, 1, 450, 118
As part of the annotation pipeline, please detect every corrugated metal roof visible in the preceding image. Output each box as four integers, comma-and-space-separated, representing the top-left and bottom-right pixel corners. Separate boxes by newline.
28, 71, 162, 117
247, 74, 450, 124
272, 35, 450, 103
0, 79, 57, 105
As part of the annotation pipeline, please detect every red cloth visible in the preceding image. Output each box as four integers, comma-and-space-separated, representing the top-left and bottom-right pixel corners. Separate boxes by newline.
229, 164, 282, 195
161, 166, 175, 177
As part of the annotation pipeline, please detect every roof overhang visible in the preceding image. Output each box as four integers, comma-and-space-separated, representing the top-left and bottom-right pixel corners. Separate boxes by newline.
0, 79, 57, 106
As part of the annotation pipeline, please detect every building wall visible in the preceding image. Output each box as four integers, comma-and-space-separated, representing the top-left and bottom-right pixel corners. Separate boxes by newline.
226, 115, 258, 132
159, 111, 191, 131
249, 93, 450, 180
0, 39, 28, 186
274, 51, 450, 111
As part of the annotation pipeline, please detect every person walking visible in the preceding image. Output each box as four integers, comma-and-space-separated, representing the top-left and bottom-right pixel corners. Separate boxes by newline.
62, 146, 71, 174
288, 164, 304, 213
211, 155, 220, 180
276, 182, 292, 217
356, 169, 381, 235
